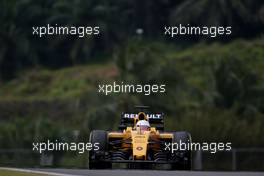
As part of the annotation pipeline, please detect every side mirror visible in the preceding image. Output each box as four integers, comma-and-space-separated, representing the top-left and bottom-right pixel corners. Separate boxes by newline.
156, 125, 164, 131
118, 124, 126, 130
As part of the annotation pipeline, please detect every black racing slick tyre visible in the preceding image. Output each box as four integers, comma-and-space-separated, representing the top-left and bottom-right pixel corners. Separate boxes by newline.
88, 130, 111, 169
171, 131, 192, 170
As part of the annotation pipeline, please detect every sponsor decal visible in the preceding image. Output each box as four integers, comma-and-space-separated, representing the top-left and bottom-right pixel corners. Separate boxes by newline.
124, 113, 162, 119
136, 146, 143, 151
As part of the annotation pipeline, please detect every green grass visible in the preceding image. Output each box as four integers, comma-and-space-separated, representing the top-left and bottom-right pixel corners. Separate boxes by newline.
168, 38, 264, 90
0, 63, 118, 100
0, 38, 263, 102
0, 169, 48, 176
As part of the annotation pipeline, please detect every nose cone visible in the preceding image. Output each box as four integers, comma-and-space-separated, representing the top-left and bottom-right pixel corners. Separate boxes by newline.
131, 131, 150, 160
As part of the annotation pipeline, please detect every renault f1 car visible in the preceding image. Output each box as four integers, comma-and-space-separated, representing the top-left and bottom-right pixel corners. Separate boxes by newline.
88, 107, 192, 170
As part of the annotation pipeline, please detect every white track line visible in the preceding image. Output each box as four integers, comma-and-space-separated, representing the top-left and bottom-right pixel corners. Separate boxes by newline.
0, 167, 80, 176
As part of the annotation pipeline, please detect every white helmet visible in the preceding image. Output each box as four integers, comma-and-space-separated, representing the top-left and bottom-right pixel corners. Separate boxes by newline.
136, 120, 150, 127
136, 120, 150, 132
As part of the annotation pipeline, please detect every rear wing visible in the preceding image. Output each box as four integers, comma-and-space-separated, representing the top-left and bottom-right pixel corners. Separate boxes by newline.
119, 112, 164, 131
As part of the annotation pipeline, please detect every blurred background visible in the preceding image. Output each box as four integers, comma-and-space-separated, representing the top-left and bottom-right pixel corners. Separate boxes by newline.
0, 0, 264, 171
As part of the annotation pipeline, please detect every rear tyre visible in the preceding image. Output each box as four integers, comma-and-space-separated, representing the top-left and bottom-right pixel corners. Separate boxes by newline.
89, 130, 111, 169
171, 131, 192, 170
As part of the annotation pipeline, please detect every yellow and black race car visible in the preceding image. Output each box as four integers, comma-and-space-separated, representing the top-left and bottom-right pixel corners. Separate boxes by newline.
88, 106, 192, 170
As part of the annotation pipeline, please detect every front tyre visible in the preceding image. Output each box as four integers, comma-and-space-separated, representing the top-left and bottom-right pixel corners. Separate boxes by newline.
171, 131, 192, 170
89, 130, 111, 169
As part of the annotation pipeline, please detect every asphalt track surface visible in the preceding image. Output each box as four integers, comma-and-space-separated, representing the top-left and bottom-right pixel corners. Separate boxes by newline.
4, 168, 263, 176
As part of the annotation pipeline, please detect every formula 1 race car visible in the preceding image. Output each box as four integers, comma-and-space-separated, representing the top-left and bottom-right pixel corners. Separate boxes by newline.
88, 106, 192, 170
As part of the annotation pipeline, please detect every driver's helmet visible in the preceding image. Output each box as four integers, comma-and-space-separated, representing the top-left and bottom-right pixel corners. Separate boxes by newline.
136, 120, 150, 132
